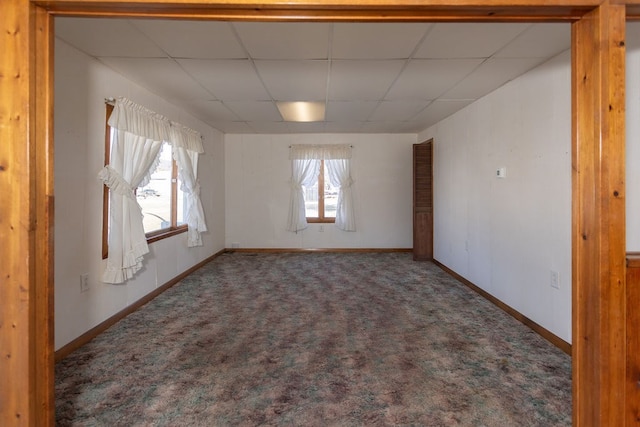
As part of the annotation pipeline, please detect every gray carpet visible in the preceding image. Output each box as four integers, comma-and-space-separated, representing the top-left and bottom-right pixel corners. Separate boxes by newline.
56, 252, 571, 426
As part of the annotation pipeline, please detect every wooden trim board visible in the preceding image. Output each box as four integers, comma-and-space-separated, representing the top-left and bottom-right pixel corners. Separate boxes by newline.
54, 249, 226, 362
227, 248, 413, 253
1, 0, 632, 424
433, 259, 572, 356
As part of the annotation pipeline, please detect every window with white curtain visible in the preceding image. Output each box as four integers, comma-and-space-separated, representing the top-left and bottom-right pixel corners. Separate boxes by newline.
99, 97, 207, 284
304, 160, 339, 222
287, 144, 355, 233
135, 142, 186, 235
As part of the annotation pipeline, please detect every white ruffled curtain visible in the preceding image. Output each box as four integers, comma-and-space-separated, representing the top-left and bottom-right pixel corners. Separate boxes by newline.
99, 98, 207, 284
98, 98, 170, 283
326, 158, 356, 231
287, 158, 320, 232
171, 123, 207, 246
287, 144, 355, 232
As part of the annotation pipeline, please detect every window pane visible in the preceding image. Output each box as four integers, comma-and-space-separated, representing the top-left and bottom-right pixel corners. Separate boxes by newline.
304, 180, 319, 218
324, 163, 339, 218
138, 144, 172, 233
177, 175, 186, 226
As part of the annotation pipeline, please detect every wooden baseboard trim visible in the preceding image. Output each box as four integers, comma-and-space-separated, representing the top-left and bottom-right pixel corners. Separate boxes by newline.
54, 249, 226, 362
225, 248, 413, 253
433, 259, 572, 356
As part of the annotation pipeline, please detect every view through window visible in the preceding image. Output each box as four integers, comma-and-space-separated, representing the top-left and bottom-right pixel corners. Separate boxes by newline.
304, 160, 338, 222
137, 142, 186, 234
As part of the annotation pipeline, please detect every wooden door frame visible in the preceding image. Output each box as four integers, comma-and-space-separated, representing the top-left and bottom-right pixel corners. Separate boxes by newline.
0, 0, 632, 425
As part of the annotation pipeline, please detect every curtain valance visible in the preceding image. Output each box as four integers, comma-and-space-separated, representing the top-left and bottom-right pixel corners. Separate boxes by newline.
170, 121, 204, 153
289, 144, 352, 160
109, 97, 203, 152
100, 97, 207, 284
108, 98, 172, 142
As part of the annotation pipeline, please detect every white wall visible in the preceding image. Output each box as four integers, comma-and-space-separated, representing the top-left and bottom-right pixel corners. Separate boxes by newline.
56, 22, 640, 350
54, 38, 226, 350
418, 51, 572, 342
627, 22, 640, 250
224, 134, 416, 249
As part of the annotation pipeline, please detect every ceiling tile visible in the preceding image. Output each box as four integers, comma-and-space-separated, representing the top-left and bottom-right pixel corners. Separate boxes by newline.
443, 57, 545, 99
132, 20, 247, 59
411, 99, 475, 129
369, 100, 430, 121
325, 101, 379, 122
233, 22, 330, 59
332, 23, 431, 59
55, 18, 570, 135
415, 23, 530, 59
211, 121, 255, 133
495, 23, 570, 58
99, 58, 210, 101
178, 59, 270, 101
329, 60, 405, 101
254, 60, 328, 101
56, 17, 166, 57
386, 59, 483, 100
394, 122, 431, 133
360, 121, 411, 133
285, 122, 327, 133
247, 121, 292, 133
185, 100, 241, 122
324, 122, 365, 133
224, 101, 282, 121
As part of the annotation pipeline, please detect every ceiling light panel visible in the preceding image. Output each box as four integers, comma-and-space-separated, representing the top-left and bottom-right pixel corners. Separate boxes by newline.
276, 102, 325, 122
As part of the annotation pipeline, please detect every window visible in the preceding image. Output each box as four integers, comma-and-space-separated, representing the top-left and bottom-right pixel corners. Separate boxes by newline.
102, 105, 186, 259
100, 97, 206, 283
304, 160, 338, 222
136, 142, 187, 238
287, 144, 355, 233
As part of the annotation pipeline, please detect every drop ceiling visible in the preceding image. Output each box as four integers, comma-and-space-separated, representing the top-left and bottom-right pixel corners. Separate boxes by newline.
55, 18, 570, 134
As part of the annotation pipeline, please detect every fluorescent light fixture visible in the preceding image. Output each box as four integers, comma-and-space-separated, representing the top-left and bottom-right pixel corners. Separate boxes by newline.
276, 101, 325, 122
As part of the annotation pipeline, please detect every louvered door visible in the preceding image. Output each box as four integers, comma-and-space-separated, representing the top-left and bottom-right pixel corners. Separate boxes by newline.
413, 140, 433, 261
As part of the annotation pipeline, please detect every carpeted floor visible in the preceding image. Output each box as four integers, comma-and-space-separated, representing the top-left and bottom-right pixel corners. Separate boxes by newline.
55, 252, 572, 426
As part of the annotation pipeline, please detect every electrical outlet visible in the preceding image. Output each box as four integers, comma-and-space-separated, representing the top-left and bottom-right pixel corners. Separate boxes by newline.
80, 273, 90, 293
550, 271, 560, 289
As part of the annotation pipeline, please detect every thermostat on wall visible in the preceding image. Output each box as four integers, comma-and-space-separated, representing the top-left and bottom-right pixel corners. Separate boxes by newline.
496, 167, 507, 178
